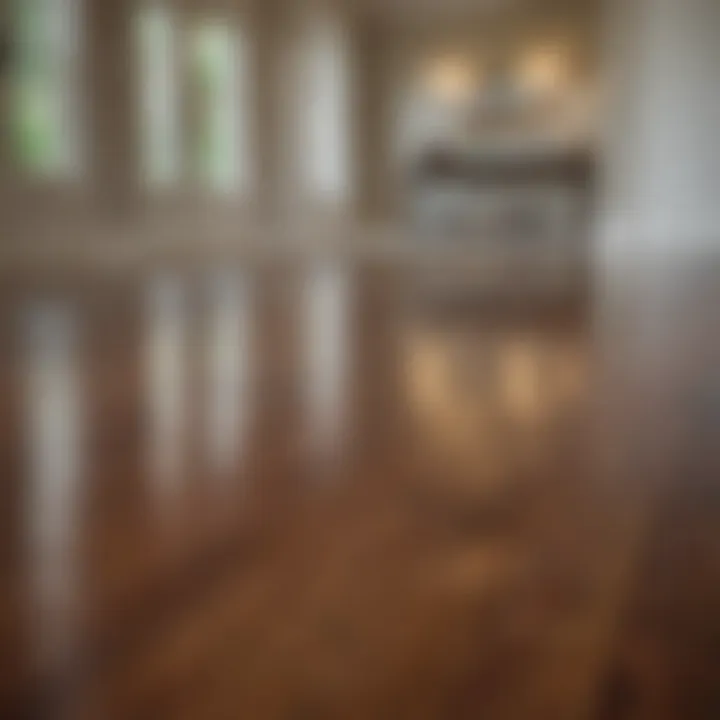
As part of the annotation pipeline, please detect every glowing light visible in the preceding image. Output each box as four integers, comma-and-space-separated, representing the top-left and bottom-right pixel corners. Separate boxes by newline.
425, 56, 478, 105
518, 45, 568, 96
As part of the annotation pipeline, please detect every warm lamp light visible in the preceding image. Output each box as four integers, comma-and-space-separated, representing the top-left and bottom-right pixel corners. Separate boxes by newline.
425, 56, 478, 105
518, 46, 568, 96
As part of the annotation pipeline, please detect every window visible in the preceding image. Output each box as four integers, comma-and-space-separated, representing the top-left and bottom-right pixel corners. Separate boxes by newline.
136, 9, 250, 195
188, 20, 242, 193
136, 4, 180, 189
11, 0, 82, 179
300, 12, 351, 202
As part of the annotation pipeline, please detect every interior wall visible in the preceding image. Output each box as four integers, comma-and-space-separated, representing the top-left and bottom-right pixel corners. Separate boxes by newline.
354, 18, 394, 222
598, 0, 720, 255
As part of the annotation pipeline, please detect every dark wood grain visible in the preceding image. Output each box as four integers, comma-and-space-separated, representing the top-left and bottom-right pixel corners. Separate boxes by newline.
0, 258, 718, 719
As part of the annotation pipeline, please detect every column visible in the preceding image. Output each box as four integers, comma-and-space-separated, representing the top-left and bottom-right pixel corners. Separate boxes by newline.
253, 0, 286, 224
0, 2, 15, 221
87, 0, 138, 219
598, 0, 720, 259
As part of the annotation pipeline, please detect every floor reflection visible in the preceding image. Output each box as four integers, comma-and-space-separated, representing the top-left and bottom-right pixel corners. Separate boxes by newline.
204, 270, 253, 477
300, 262, 354, 458
499, 337, 547, 427
4, 260, 719, 719
23, 304, 84, 667
145, 275, 188, 492
403, 323, 588, 484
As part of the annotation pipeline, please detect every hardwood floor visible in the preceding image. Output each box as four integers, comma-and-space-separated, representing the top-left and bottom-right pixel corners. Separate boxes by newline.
0, 258, 718, 719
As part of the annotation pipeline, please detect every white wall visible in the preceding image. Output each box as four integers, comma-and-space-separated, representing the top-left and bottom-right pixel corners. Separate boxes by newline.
599, 0, 720, 257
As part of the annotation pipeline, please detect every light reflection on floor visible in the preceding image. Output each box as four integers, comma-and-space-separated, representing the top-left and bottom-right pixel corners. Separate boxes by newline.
145, 275, 189, 493
204, 270, 253, 478
300, 261, 354, 460
403, 321, 589, 489
23, 304, 84, 668
2, 259, 718, 719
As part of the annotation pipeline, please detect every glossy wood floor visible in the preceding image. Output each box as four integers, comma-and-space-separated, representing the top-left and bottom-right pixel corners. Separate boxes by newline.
0, 258, 718, 719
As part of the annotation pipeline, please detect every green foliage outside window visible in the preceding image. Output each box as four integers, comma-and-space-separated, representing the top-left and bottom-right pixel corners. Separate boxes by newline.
190, 23, 237, 191
12, 0, 74, 177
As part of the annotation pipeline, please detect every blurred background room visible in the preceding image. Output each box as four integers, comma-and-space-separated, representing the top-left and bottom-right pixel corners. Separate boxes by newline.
1, 0, 719, 718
